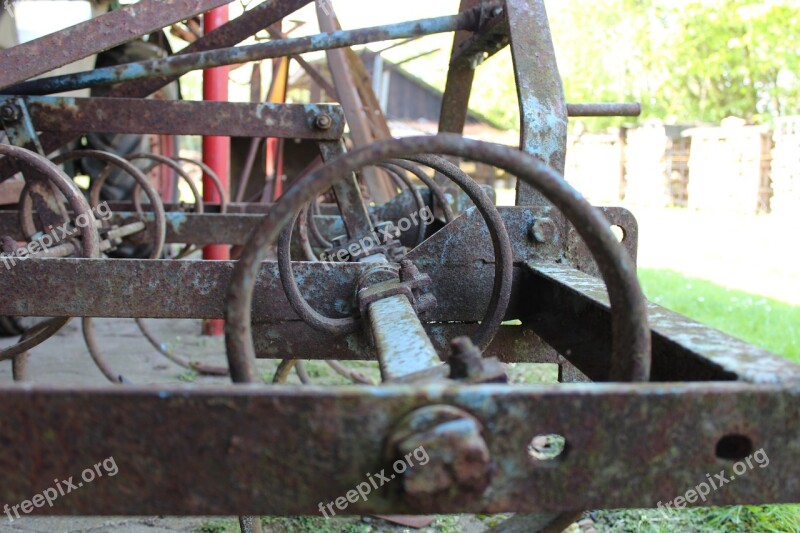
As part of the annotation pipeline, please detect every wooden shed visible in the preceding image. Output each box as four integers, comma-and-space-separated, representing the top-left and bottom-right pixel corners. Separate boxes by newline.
623, 123, 692, 208
684, 118, 772, 214
771, 116, 800, 215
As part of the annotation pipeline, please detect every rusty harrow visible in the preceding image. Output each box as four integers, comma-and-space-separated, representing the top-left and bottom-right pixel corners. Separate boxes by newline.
0, 1, 798, 532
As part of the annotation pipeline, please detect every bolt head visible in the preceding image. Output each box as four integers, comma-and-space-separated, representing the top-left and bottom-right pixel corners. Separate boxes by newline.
315, 113, 333, 130
0, 104, 19, 122
530, 217, 557, 244
387, 406, 492, 511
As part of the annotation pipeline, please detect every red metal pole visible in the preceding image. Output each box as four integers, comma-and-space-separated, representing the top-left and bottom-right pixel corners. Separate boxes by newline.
202, 5, 230, 336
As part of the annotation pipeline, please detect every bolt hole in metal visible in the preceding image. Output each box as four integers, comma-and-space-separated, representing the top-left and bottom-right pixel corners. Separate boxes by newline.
610, 225, 625, 243
716, 434, 754, 461
528, 434, 567, 462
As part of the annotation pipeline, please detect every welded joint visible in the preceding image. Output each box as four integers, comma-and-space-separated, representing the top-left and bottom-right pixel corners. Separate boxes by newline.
452, 3, 508, 69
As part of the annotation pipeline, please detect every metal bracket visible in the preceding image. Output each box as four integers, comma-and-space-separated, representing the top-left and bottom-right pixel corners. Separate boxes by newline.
357, 261, 437, 319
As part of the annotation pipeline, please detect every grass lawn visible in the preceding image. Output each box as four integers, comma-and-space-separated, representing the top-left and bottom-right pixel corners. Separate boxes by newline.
596, 268, 800, 532
639, 269, 799, 363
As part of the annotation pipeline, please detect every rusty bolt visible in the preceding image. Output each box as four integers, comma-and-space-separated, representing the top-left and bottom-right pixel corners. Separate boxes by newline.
448, 337, 484, 379
0, 103, 19, 122
529, 217, 557, 244
314, 113, 333, 130
386, 405, 492, 511
448, 336, 507, 383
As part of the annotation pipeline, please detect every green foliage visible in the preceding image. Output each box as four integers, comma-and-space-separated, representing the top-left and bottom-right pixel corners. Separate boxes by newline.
599, 505, 800, 532
196, 519, 238, 533
469, 49, 521, 131
397, 1, 800, 132
552, 0, 800, 128
178, 370, 198, 382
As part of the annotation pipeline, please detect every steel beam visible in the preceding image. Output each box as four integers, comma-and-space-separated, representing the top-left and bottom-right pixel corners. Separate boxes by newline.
368, 295, 442, 381
506, 0, 568, 206
523, 262, 800, 384
0, 383, 796, 515
438, 0, 487, 135
2, 97, 345, 139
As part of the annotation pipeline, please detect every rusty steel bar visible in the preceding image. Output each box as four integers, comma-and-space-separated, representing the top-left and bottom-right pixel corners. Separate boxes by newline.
1, 96, 346, 139
524, 262, 800, 384
318, 141, 375, 241
438, 0, 488, 135
369, 294, 443, 381
1, 10, 488, 96
126, 212, 261, 246
1, 254, 787, 383
0, 383, 797, 515
0, 0, 232, 89
248, 321, 557, 363
567, 102, 642, 117
0, 259, 365, 321
506, 0, 568, 206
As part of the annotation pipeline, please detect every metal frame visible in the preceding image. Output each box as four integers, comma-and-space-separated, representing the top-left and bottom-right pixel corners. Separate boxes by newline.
0, 0, 794, 527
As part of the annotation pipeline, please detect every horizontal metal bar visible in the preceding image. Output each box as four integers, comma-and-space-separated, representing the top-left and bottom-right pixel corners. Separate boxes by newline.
524, 262, 800, 384
0, 259, 360, 321
0, 382, 796, 515
1, 212, 300, 246
0, 206, 631, 322
566, 103, 642, 117
0, 257, 519, 323
99, 202, 272, 214
1, 10, 486, 96
148, 213, 263, 246
3, 97, 345, 139
0, 0, 231, 89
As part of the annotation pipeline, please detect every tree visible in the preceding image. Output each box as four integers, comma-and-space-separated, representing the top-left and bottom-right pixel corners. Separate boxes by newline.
553, 0, 800, 127
398, 0, 800, 132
